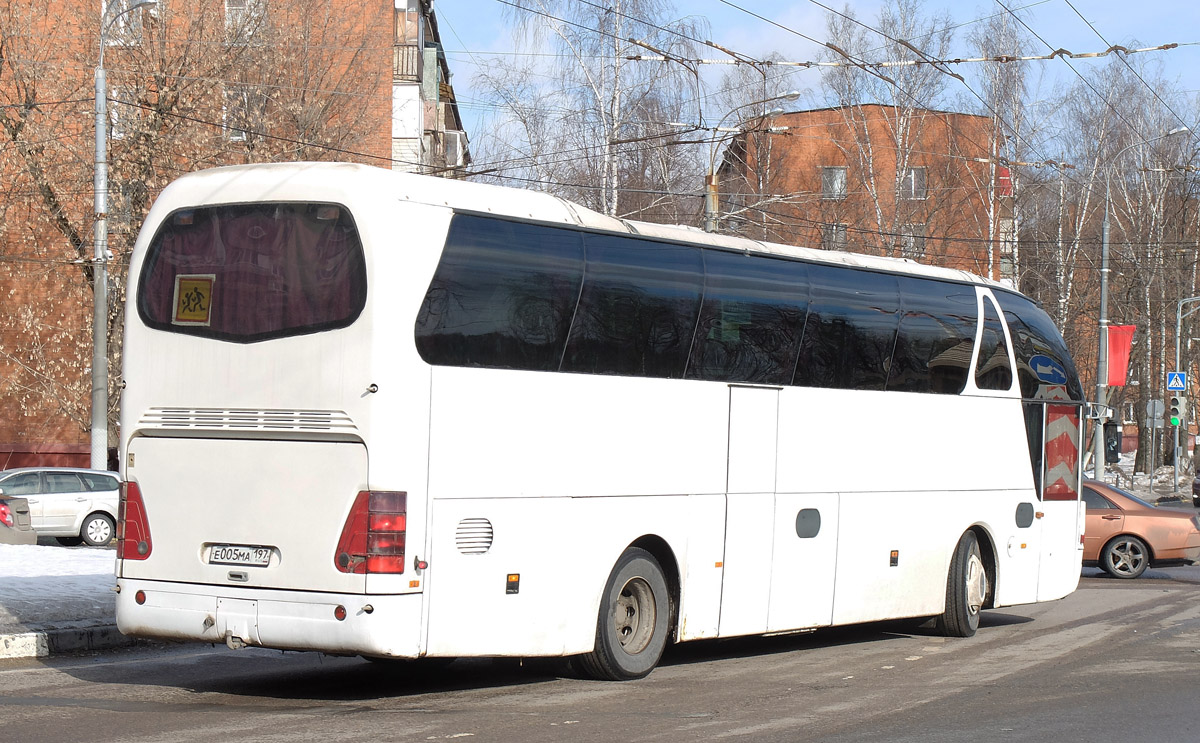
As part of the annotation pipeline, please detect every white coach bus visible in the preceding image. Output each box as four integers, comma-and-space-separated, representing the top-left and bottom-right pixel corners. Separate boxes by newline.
116, 162, 1085, 680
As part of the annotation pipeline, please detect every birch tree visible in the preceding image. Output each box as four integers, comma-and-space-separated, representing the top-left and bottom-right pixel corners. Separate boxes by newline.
475, 0, 705, 220
819, 0, 958, 258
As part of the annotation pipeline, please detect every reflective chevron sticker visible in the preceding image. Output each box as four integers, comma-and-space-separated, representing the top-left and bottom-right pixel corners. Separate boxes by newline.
1040, 384, 1080, 501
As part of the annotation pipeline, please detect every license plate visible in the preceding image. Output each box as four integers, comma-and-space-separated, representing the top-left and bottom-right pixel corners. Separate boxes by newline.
209, 544, 273, 567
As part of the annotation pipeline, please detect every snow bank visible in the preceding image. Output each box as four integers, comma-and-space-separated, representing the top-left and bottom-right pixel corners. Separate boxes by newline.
0, 544, 116, 578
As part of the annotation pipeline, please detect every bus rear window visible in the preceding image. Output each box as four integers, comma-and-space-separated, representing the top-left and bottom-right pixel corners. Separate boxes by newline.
137, 202, 367, 343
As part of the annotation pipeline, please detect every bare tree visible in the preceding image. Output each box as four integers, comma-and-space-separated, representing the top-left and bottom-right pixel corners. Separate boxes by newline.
819, 0, 958, 258
0, 0, 394, 455
474, 0, 705, 220
708, 56, 809, 240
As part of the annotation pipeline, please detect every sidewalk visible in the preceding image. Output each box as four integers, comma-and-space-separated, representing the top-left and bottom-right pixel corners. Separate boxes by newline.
0, 542, 136, 660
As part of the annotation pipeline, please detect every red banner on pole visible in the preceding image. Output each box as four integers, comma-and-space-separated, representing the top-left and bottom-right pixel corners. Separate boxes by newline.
1106, 325, 1136, 387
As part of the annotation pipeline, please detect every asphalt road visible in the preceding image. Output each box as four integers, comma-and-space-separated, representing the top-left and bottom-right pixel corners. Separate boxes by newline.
2, 567, 1199, 742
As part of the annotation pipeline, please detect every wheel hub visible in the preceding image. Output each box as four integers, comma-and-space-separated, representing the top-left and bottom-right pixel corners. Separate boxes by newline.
612, 577, 656, 654
965, 552, 986, 615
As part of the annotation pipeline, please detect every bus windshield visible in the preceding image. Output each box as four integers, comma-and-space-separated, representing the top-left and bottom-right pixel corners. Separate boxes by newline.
137, 202, 367, 343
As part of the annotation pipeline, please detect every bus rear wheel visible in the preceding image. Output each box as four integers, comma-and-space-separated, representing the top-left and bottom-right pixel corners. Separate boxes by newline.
936, 531, 987, 638
579, 547, 670, 681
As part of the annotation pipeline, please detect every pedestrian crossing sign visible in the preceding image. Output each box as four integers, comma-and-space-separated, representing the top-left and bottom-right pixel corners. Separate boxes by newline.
1167, 371, 1186, 391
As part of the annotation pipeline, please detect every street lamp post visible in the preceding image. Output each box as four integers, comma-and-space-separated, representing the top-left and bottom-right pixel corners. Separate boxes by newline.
703, 90, 800, 233
1093, 125, 1189, 482
92, 0, 156, 471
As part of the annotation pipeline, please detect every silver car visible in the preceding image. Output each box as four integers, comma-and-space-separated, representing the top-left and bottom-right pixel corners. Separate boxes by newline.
0, 468, 119, 547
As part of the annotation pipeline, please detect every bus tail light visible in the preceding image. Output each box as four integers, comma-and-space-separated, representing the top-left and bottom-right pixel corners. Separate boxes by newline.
118, 481, 153, 560
335, 491, 406, 574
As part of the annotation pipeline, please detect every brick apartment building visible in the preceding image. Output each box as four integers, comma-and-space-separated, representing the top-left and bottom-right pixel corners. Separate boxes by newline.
714, 104, 1014, 281
0, 0, 469, 468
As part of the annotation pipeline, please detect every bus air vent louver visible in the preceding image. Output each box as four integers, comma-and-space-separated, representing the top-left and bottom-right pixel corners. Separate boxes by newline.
138, 407, 358, 434
455, 518, 494, 555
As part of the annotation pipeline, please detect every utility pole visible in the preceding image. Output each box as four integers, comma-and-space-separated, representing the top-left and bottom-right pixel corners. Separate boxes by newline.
92, 0, 156, 471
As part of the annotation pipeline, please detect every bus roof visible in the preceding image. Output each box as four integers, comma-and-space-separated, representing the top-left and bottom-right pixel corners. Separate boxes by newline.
151, 161, 1008, 291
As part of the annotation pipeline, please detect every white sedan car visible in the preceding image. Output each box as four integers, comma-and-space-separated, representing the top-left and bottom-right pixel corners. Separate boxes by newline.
0, 468, 119, 546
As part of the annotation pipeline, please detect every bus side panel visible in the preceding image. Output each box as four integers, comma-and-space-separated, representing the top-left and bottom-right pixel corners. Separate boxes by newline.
776, 389, 1032, 496
777, 387, 1041, 621
426, 368, 729, 500
424, 494, 715, 657
1036, 499, 1084, 601
832, 491, 1011, 624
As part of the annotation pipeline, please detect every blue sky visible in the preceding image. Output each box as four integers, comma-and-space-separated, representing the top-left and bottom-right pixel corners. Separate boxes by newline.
433, 0, 1200, 150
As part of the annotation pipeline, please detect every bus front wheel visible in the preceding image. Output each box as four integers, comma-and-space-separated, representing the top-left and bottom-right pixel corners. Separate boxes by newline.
936, 531, 987, 638
579, 547, 670, 681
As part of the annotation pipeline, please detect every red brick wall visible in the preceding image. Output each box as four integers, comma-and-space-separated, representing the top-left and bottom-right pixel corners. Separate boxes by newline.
720, 105, 1005, 278
0, 0, 394, 469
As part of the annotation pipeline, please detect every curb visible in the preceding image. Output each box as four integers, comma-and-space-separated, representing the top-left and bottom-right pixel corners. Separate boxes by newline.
0, 625, 139, 661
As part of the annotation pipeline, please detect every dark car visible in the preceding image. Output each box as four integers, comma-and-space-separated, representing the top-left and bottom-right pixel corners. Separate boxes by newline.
1192, 475, 1200, 507
0, 496, 36, 545
1083, 479, 1200, 578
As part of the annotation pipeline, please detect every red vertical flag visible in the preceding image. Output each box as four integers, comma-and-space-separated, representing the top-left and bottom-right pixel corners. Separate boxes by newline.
1106, 325, 1136, 387
996, 165, 1014, 197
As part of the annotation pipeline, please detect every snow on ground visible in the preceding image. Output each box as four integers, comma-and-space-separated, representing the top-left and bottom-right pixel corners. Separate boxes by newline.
0, 543, 115, 578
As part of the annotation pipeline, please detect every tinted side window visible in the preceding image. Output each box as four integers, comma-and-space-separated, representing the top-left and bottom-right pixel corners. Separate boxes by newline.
975, 297, 1014, 391
887, 277, 976, 394
796, 266, 900, 390
687, 250, 808, 384
415, 216, 584, 371
45, 473, 85, 493
81, 474, 119, 491
1081, 488, 1115, 510
0, 473, 41, 496
562, 235, 703, 378
995, 292, 1084, 401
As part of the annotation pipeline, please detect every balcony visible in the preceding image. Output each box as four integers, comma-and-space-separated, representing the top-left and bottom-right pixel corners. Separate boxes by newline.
393, 44, 422, 83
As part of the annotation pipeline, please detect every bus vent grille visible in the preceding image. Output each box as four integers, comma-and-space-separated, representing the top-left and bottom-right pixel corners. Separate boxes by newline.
455, 518, 494, 555
138, 407, 358, 433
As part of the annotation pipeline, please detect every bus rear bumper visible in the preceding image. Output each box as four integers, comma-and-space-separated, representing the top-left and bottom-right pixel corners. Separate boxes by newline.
115, 578, 424, 657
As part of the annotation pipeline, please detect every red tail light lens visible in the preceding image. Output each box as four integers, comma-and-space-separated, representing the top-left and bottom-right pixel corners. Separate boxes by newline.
0, 502, 13, 528
118, 481, 153, 560
335, 491, 406, 574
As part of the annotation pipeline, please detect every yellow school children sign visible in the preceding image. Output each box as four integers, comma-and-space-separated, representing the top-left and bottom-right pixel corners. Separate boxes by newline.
172, 274, 214, 326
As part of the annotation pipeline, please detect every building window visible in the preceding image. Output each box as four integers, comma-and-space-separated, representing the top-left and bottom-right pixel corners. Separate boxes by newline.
821, 223, 848, 251
899, 167, 926, 200
225, 86, 268, 142
103, 0, 150, 46
821, 167, 847, 200
899, 223, 926, 257
226, 0, 265, 43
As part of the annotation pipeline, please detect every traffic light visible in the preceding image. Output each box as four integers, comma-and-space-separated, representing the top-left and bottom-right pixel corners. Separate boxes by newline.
1169, 394, 1187, 426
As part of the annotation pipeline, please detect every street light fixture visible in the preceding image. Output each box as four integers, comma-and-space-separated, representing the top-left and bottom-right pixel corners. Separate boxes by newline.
92, 0, 156, 471
704, 90, 801, 233
1092, 124, 1189, 481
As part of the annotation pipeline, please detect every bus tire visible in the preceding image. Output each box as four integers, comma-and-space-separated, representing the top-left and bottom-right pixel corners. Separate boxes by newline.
936, 531, 986, 638
578, 547, 670, 681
